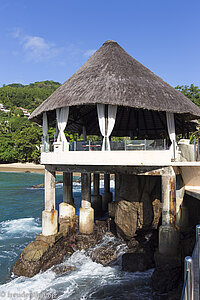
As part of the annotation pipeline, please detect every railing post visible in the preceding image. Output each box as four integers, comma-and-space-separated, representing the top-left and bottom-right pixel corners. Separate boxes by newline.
185, 256, 194, 300
197, 139, 200, 161
89, 140, 91, 151
125, 138, 127, 151
164, 139, 166, 150
173, 140, 176, 161
144, 139, 147, 150
74, 141, 76, 151
196, 225, 200, 296
194, 139, 196, 161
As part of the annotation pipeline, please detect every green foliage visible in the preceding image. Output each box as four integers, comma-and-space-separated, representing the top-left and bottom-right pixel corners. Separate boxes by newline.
13, 127, 42, 163
0, 80, 61, 111
175, 84, 200, 107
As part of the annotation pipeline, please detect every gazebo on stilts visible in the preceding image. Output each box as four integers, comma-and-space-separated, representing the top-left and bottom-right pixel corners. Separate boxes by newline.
29, 40, 200, 259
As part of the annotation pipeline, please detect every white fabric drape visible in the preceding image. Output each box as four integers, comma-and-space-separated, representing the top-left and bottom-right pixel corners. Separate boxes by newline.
166, 112, 176, 159
43, 112, 48, 137
97, 104, 106, 150
97, 104, 117, 151
42, 112, 49, 151
56, 107, 69, 151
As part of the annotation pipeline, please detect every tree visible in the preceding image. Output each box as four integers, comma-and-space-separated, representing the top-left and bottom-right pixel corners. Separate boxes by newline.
13, 127, 42, 163
175, 84, 200, 107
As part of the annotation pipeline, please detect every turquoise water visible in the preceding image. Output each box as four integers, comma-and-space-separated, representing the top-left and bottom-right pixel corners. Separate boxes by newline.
0, 172, 153, 299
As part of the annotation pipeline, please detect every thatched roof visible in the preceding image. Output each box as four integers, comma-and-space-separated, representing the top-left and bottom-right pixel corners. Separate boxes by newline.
30, 40, 200, 126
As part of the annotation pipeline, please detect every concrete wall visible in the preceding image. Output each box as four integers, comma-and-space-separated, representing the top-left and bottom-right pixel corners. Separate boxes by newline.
41, 150, 171, 166
178, 141, 195, 162
180, 166, 200, 189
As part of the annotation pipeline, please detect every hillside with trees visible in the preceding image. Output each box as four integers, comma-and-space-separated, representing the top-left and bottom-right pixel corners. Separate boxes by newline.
0, 82, 199, 164
0, 81, 60, 163
0, 80, 61, 111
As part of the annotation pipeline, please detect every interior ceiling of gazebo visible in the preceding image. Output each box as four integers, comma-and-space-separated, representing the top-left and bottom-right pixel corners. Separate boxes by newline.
46, 104, 196, 139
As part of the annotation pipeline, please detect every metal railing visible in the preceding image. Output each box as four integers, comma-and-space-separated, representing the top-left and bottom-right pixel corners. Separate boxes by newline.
41, 138, 168, 153
181, 225, 200, 300
194, 138, 200, 161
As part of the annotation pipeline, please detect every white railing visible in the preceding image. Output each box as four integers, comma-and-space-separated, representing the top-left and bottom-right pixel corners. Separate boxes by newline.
181, 225, 200, 300
41, 138, 168, 153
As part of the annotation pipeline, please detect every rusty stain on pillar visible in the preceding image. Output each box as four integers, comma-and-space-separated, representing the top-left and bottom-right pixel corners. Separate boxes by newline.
169, 176, 176, 226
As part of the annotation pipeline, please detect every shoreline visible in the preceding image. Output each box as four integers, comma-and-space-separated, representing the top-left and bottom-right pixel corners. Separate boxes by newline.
0, 163, 45, 174
0, 163, 81, 176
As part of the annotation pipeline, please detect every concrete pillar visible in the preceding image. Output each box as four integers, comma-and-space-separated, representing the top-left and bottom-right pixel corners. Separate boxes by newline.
42, 167, 58, 236
79, 200, 94, 234
159, 169, 179, 256
59, 172, 75, 234
63, 172, 73, 204
79, 173, 94, 234
81, 172, 91, 202
102, 173, 113, 211
108, 173, 119, 218
91, 173, 102, 216
176, 174, 188, 229
115, 173, 120, 203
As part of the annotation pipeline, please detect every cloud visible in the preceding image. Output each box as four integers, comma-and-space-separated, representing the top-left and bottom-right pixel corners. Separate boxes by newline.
84, 49, 97, 58
12, 28, 63, 62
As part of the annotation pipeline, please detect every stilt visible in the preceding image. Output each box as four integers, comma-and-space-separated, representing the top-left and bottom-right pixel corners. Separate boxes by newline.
176, 174, 188, 229
159, 168, 179, 256
102, 173, 113, 212
59, 172, 75, 234
108, 173, 119, 218
91, 173, 102, 216
42, 167, 58, 236
79, 173, 94, 234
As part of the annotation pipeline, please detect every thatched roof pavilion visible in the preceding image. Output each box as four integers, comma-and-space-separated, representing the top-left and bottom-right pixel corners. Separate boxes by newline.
30, 40, 200, 138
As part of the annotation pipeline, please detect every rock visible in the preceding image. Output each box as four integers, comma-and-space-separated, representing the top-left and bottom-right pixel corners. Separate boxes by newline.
127, 238, 140, 250
87, 232, 126, 266
89, 245, 118, 266
152, 199, 162, 229
13, 234, 75, 278
23, 241, 50, 262
75, 233, 99, 250
52, 265, 76, 275
122, 250, 154, 272
116, 174, 161, 231
151, 251, 182, 293
115, 200, 138, 239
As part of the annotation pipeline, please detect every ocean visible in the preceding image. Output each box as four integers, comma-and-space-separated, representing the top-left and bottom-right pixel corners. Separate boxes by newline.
0, 172, 153, 299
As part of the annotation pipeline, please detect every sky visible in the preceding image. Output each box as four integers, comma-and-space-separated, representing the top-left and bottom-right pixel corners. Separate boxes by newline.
0, 0, 200, 88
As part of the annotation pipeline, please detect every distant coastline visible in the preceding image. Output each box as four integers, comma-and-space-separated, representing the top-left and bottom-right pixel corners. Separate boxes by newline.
0, 162, 45, 174
0, 163, 82, 176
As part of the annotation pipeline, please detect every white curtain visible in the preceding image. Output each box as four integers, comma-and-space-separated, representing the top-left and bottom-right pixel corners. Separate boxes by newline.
97, 104, 117, 151
43, 112, 48, 137
97, 104, 106, 150
43, 112, 49, 151
166, 112, 176, 159
56, 107, 69, 151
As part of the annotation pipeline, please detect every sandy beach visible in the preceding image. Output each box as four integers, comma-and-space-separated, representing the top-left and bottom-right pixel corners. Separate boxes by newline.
0, 163, 82, 176
0, 162, 45, 174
